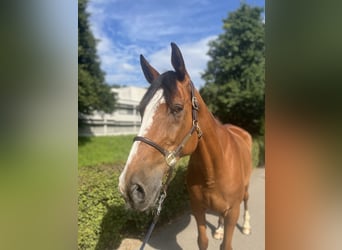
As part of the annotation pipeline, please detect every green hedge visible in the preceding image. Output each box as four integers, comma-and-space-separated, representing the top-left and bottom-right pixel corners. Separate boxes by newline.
78, 136, 264, 249
78, 160, 189, 250
252, 136, 265, 168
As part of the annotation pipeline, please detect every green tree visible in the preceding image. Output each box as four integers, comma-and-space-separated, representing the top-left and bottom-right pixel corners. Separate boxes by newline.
200, 3, 265, 136
78, 0, 116, 116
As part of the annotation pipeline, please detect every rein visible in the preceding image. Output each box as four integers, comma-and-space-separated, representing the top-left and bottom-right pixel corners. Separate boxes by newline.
136, 81, 202, 250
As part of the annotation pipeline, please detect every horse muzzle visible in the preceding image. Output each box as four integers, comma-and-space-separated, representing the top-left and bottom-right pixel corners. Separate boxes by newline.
119, 170, 164, 211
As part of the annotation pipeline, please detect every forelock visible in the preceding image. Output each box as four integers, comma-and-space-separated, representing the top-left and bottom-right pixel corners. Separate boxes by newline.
139, 71, 178, 117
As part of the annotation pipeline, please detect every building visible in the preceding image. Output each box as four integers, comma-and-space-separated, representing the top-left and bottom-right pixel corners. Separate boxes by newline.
79, 86, 147, 136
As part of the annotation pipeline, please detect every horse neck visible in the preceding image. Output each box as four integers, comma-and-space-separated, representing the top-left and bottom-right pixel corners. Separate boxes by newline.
191, 90, 225, 187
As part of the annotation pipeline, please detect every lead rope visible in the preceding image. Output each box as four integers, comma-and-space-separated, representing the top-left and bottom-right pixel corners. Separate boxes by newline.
139, 191, 166, 250
139, 168, 173, 250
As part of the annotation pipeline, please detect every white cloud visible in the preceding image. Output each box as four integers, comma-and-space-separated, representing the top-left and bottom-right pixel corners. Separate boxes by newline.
87, 1, 146, 86
85, 0, 227, 87
119, 12, 183, 42
121, 63, 135, 72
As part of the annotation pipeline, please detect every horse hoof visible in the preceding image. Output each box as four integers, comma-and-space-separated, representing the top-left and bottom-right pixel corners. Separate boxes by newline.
242, 227, 251, 235
213, 227, 224, 240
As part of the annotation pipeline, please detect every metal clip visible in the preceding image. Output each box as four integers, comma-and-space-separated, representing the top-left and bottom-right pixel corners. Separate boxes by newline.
196, 122, 203, 138
155, 191, 166, 216
193, 120, 202, 138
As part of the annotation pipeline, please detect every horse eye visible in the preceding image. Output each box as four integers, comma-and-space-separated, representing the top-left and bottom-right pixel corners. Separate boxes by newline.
171, 104, 184, 114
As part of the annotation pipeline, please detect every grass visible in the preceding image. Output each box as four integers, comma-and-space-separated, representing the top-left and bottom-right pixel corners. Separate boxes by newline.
78, 135, 134, 168
79, 134, 263, 169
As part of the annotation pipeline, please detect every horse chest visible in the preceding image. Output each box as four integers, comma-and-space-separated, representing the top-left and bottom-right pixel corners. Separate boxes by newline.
186, 163, 244, 212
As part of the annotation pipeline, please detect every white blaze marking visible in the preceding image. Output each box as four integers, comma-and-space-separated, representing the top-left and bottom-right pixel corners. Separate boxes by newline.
119, 89, 165, 192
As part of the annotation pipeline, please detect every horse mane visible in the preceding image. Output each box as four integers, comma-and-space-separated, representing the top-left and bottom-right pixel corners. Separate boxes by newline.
139, 71, 178, 116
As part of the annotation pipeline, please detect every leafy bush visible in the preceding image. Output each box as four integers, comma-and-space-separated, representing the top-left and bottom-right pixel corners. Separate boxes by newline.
252, 139, 260, 168
78, 165, 123, 249
78, 160, 189, 250
252, 136, 264, 167
257, 136, 265, 166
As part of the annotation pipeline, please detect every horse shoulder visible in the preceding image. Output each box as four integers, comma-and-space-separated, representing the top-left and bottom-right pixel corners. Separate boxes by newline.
222, 124, 253, 184
224, 124, 252, 151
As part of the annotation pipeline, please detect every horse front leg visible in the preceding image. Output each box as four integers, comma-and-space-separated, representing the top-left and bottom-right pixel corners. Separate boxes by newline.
220, 205, 240, 250
193, 208, 208, 250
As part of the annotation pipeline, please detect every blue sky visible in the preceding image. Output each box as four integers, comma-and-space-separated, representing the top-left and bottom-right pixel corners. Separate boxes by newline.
87, 0, 264, 89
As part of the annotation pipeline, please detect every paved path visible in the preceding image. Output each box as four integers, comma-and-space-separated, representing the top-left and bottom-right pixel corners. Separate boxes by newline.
119, 167, 265, 250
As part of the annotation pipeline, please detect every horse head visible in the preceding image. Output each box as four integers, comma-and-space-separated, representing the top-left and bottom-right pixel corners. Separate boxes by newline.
118, 43, 200, 211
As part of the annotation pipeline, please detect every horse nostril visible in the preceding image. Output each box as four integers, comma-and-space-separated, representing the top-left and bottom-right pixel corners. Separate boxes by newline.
130, 184, 146, 203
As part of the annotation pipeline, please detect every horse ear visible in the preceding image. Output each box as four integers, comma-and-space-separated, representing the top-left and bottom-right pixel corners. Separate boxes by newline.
140, 54, 160, 84
171, 42, 187, 81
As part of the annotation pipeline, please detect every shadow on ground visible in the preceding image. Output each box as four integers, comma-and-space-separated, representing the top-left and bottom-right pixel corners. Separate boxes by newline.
94, 202, 131, 250
147, 212, 192, 250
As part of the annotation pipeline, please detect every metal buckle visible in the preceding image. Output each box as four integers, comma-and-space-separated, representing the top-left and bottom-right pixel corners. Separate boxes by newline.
192, 96, 199, 110
165, 152, 177, 167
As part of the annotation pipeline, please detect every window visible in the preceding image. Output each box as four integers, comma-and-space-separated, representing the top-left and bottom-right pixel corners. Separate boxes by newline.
118, 104, 134, 115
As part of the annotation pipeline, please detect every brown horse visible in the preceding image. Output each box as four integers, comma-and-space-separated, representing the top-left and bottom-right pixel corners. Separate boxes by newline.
119, 43, 252, 250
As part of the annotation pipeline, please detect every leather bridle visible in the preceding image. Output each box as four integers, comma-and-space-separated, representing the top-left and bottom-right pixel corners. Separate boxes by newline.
133, 81, 202, 169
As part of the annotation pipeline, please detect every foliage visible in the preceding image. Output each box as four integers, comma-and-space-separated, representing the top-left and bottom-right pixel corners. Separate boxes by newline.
78, 0, 116, 116
200, 3, 265, 136
78, 161, 189, 250
252, 136, 264, 167
257, 136, 265, 166
78, 165, 123, 250
78, 135, 134, 168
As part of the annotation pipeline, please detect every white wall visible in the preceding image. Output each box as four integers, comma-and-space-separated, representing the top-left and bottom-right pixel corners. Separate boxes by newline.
79, 86, 147, 136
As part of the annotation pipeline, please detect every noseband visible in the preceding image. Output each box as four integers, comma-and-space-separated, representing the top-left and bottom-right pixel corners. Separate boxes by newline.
133, 81, 202, 168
